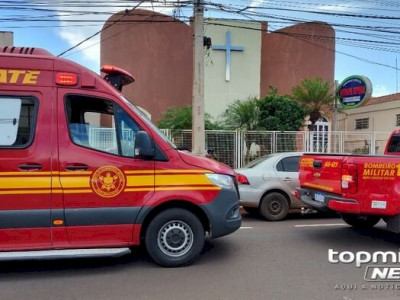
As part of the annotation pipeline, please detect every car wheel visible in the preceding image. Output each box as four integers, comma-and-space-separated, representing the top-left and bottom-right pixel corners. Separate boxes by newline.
145, 208, 205, 267
341, 214, 381, 229
260, 192, 289, 221
242, 206, 259, 215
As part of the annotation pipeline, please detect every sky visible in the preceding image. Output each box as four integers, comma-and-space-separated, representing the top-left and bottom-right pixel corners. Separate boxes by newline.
1, 0, 399, 97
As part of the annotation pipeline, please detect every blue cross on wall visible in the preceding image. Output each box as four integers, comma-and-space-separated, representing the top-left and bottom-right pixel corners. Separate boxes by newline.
212, 31, 245, 82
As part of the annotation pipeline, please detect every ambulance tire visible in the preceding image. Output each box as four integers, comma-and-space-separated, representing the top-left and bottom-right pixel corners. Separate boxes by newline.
145, 208, 205, 267
260, 192, 289, 221
341, 214, 381, 229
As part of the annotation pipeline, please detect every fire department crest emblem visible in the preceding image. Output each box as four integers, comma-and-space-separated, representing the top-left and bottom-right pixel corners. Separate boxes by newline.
91, 166, 126, 198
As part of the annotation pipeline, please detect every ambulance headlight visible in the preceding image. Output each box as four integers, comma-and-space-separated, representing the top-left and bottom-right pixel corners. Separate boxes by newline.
206, 174, 234, 189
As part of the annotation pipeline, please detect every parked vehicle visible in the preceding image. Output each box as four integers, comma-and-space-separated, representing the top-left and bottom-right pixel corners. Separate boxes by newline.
235, 152, 306, 221
0, 47, 241, 267
296, 128, 400, 232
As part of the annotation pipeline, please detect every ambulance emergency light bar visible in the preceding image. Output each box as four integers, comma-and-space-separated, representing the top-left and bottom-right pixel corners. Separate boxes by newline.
101, 65, 135, 92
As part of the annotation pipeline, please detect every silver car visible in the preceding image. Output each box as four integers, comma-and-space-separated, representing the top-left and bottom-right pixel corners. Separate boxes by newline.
235, 152, 306, 221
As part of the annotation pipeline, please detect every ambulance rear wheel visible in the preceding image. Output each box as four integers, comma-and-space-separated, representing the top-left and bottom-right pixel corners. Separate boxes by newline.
341, 214, 381, 229
145, 208, 205, 267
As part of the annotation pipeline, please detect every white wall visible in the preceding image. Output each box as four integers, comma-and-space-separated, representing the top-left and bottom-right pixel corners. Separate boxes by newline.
204, 20, 261, 120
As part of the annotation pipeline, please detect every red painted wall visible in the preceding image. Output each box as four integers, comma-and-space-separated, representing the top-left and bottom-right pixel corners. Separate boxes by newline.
260, 22, 335, 97
101, 10, 193, 123
101, 12, 335, 123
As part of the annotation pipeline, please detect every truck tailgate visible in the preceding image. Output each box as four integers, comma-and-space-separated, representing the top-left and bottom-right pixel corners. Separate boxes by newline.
299, 154, 343, 195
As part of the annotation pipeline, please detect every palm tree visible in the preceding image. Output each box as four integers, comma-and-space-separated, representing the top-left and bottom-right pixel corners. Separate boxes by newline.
291, 77, 335, 129
221, 98, 263, 130
158, 105, 222, 132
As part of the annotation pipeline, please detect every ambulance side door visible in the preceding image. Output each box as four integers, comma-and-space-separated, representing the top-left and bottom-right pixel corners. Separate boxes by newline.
57, 91, 155, 246
0, 92, 52, 250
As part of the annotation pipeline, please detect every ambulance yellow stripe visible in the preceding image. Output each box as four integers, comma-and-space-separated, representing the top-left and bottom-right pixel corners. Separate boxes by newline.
125, 188, 154, 192
0, 172, 53, 176
52, 178, 62, 189
59, 171, 92, 176
155, 187, 221, 191
59, 177, 90, 188
126, 175, 153, 187
0, 170, 219, 193
156, 174, 213, 186
155, 170, 212, 174
0, 177, 51, 189
0, 189, 52, 195
61, 189, 93, 194
125, 170, 155, 175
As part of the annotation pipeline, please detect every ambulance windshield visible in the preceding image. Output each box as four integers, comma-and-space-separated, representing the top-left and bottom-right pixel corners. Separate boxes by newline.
121, 96, 177, 149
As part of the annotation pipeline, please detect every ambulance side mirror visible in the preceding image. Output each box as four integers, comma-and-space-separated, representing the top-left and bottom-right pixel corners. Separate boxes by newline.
134, 131, 155, 159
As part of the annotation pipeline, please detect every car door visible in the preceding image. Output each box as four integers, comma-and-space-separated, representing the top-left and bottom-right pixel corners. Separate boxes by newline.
275, 155, 302, 207
0, 94, 52, 250
57, 91, 155, 247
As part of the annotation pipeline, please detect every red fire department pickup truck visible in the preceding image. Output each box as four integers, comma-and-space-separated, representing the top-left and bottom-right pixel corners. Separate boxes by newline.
0, 47, 241, 267
296, 129, 400, 232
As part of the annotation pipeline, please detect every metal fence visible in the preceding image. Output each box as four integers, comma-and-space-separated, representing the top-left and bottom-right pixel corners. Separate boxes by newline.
161, 129, 393, 169
86, 127, 392, 169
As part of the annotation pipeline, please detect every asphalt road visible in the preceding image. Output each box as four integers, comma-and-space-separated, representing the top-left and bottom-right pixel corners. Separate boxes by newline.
1, 212, 400, 300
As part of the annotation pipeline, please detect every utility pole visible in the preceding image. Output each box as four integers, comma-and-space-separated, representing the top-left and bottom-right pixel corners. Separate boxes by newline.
192, 0, 205, 156
333, 80, 339, 153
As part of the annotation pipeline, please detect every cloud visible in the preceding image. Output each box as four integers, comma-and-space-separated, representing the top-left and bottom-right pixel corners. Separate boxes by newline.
316, 5, 357, 12
248, 0, 265, 11
372, 84, 390, 97
45, 1, 176, 70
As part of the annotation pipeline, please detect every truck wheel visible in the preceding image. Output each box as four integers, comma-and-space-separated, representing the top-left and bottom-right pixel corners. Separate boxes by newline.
260, 192, 289, 221
242, 206, 259, 215
145, 208, 205, 267
341, 214, 381, 228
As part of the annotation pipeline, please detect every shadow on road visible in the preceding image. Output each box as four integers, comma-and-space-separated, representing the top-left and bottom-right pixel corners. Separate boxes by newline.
0, 239, 236, 278
240, 210, 339, 222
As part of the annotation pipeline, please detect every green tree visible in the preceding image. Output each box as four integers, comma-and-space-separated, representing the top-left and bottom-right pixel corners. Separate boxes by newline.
258, 89, 307, 131
158, 105, 222, 131
220, 97, 263, 130
291, 77, 335, 128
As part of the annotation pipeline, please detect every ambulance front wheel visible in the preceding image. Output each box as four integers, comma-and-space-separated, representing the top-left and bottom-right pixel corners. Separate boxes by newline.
145, 208, 205, 267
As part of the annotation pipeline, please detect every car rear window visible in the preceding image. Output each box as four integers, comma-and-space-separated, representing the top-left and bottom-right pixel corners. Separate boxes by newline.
276, 156, 300, 172
387, 134, 400, 153
244, 154, 273, 168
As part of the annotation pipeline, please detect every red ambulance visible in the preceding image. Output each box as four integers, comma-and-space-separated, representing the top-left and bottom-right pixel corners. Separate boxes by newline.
0, 47, 241, 267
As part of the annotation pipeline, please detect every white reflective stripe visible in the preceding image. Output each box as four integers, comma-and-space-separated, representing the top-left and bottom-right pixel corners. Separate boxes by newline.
294, 224, 347, 228
0, 248, 130, 260
240, 226, 253, 229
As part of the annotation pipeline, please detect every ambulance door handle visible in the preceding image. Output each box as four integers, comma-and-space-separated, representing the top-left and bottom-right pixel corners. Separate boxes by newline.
65, 164, 88, 171
19, 164, 42, 171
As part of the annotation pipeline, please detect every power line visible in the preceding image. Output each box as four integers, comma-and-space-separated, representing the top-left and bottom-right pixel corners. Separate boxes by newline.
57, 1, 148, 57
2, 0, 399, 72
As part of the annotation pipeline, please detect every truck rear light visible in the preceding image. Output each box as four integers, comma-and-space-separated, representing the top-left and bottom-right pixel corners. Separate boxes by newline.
341, 163, 358, 194
56, 73, 77, 86
235, 173, 249, 185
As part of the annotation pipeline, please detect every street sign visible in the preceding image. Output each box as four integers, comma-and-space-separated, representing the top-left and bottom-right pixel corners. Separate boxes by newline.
337, 75, 372, 109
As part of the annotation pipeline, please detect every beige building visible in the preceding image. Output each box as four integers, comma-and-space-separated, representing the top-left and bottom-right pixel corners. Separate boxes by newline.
0, 32, 13, 46
337, 93, 400, 132
336, 93, 400, 154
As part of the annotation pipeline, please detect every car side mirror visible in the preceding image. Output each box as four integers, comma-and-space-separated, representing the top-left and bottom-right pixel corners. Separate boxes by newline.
134, 131, 155, 159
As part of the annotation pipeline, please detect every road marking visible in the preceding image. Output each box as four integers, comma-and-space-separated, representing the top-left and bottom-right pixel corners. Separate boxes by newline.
240, 226, 253, 229
294, 223, 347, 228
